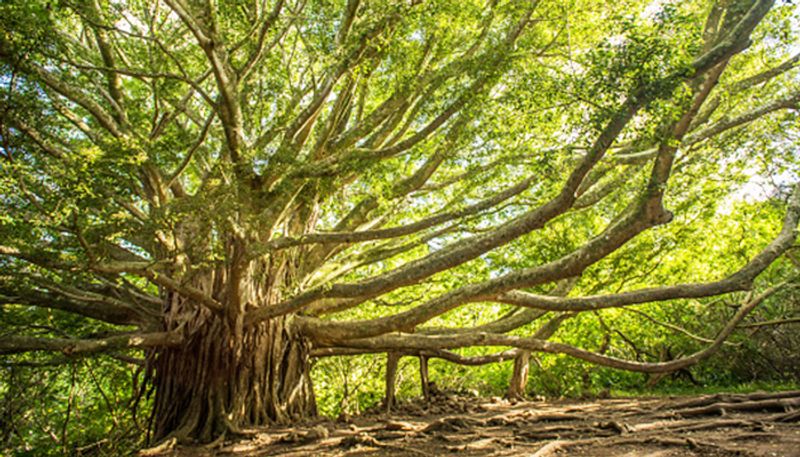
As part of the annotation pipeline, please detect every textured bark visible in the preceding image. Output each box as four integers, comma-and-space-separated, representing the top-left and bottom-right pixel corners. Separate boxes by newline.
384, 352, 400, 411
419, 355, 431, 401
150, 312, 315, 442
507, 350, 530, 400
149, 269, 316, 442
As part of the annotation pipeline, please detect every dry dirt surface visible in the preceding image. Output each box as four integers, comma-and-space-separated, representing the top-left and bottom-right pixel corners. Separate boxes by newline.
145, 390, 800, 457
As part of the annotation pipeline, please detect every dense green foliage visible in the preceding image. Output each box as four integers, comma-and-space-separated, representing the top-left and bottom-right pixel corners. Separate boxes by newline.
1, 0, 799, 453
1, 357, 147, 456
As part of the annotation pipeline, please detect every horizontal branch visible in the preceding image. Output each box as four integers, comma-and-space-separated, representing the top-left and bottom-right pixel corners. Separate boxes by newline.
0, 251, 222, 316
624, 308, 732, 346
0, 331, 183, 356
613, 89, 800, 165
319, 284, 780, 374
0, 285, 155, 327
418, 279, 577, 336
252, 13, 765, 326
310, 343, 523, 365
729, 51, 800, 93
91, 263, 224, 314
298, 177, 798, 343
296, 186, 674, 342
311, 346, 521, 366
420, 348, 520, 366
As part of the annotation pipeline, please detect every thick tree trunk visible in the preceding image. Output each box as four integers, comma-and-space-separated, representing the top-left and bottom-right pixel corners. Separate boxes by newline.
150, 312, 316, 442
148, 264, 316, 442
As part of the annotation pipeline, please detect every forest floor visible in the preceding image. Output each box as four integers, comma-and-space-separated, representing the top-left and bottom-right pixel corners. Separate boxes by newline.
147, 390, 800, 457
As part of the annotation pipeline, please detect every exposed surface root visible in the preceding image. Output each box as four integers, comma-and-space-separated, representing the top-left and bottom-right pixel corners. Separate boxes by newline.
153, 390, 800, 456
673, 397, 800, 417
666, 391, 800, 410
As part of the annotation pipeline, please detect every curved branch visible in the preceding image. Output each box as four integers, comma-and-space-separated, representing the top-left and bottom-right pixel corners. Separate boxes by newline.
254, 10, 767, 324
624, 307, 737, 346
740, 316, 800, 328
319, 284, 781, 374
613, 89, 800, 166
419, 278, 578, 336
297, 177, 798, 343
266, 177, 534, 250
494, 186, 799, 312
0, 250, 222, 316
0, 284, 157, 327
730, 51, 800, 93
310, 346, 521, 366
296, 178, 675, 342
0, 330, 183, 356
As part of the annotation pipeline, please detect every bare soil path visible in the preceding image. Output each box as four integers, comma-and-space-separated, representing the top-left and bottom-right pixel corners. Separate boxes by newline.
147, 390, 800, 457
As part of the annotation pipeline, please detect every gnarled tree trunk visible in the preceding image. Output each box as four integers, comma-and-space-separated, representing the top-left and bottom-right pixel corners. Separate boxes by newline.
149, 261, 316, 442
150, 314, 315, 442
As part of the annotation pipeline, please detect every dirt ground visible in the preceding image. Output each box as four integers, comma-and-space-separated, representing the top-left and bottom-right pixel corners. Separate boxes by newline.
146, 390, 800, 457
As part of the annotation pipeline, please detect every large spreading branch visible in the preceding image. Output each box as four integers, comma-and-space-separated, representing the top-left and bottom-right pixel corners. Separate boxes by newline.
248, 0, 774, 327
0, 283, 158, 328
0, 331, 183, 356
264, 177, 535, 251
317, 284, 784, 374
495, 184, 800, 312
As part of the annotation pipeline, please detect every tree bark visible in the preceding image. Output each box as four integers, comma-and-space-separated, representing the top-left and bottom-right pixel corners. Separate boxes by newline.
507, 350, 530, 400
149, 270, 316, 442
419, 355, 431, 401
384, 352, 400, 411
150, 312, 315, 442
